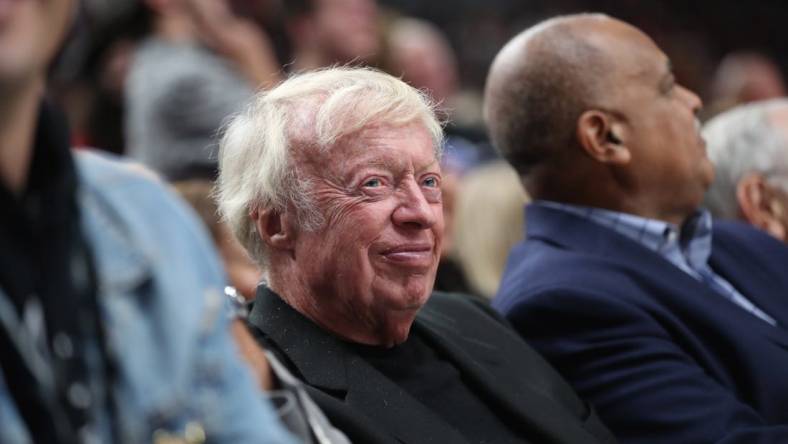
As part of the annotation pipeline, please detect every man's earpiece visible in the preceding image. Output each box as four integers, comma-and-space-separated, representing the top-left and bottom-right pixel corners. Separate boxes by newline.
607, 130, 622, 144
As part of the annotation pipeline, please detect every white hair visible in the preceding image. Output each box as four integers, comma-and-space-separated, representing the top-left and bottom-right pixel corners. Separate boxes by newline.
216, 66, 444, 272
703, 98, 788, 219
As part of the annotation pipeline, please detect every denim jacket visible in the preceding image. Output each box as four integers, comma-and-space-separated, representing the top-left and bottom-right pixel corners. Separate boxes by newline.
0, 151, 295, 444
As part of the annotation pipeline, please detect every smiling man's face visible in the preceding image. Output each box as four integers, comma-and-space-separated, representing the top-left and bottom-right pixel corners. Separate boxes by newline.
291, 122, 444, 346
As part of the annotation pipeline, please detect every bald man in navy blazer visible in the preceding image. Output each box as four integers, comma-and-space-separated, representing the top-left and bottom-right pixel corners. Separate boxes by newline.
485, 13, 788, 444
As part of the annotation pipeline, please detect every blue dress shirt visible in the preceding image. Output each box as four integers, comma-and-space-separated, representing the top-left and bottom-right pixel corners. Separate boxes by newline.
533, 201, 777, 325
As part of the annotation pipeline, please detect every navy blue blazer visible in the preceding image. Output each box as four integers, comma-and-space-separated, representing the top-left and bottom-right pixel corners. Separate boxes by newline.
493, 204, 788, 444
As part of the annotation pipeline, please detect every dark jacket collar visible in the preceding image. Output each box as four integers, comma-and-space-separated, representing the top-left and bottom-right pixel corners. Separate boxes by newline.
248, 286, 469, 443
249, 286, 613, 444
248, 286, 348, 391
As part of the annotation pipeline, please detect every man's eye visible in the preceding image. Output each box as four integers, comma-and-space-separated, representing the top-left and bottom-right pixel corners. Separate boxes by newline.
423, 176, 440, 188
363, 178, 383, 187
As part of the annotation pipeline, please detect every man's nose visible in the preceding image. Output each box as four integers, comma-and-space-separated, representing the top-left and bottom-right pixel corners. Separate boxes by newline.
392, 179, 438, 229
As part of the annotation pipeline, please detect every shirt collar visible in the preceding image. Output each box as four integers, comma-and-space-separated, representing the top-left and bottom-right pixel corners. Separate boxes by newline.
532, 200, 713, 272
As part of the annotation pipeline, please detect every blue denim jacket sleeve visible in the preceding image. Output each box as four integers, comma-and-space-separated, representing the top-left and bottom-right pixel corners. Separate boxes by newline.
0, 151, 296, 444
81, 151, 297, 443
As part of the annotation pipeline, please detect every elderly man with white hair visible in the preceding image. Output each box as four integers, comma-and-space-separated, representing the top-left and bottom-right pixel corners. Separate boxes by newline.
215, 67, 616, 444
703, 99, 788, 242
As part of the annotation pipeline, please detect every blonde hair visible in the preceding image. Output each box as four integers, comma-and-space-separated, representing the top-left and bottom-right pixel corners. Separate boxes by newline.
453, 161, 529, 298
216, 66, 443, 272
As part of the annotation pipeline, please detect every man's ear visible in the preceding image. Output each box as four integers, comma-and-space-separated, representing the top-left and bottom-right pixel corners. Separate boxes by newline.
252, 207, 297, 251
737, 173, 786, 241
576, 110, 630, 165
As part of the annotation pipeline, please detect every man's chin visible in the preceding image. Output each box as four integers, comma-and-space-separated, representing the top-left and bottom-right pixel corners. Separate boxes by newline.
399, 285, 432, 311
374, 271, 434, 305
376, 317, 417, 348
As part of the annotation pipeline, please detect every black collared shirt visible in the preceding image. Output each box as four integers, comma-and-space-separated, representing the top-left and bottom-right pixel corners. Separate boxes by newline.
0, 102, 108, 443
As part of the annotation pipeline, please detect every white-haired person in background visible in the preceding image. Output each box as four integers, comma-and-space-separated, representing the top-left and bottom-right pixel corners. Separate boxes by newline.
216, 66, 616, 444
703, 99, 788, 242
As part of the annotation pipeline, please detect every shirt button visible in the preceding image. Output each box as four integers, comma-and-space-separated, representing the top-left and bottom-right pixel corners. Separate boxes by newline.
53, 332, 74, 359
68, 382, 92, 409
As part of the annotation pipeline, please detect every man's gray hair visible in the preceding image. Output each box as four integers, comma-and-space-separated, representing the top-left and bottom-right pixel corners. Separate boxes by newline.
703, 98, 788, 218
216, 66, 444, 272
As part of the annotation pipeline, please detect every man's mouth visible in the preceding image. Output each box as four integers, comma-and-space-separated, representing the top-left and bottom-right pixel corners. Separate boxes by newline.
380, 243, 434, 268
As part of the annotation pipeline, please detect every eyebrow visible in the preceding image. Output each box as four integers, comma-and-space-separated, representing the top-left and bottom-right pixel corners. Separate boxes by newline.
416, 159, 441, 174
365, 157, 404, 172
658, 60, 675, 90
339, 156, 440, 185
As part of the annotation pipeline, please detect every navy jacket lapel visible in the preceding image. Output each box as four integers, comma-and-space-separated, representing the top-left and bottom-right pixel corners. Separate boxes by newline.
526, 204, 788, 346
710, 234, 788, 324
525, 205, 712, 301
528, 205, 734, 308
525, 204, 667, 266
708, 230, 788, 347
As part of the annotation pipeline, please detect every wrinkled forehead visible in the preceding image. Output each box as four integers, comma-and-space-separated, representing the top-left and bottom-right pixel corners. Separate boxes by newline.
294, 123, 439, 179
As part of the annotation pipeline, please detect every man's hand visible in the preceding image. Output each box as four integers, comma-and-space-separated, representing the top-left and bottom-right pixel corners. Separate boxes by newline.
184, 0, 282, 88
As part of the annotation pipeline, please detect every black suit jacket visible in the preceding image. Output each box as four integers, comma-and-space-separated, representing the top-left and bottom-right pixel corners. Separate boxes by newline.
248, 286, 616, 444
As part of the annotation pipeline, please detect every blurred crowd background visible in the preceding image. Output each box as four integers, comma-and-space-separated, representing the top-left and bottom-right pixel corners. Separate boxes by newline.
48, 0, 787, 298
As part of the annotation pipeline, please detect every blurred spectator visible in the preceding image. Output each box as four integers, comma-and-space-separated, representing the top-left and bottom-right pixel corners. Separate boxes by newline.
83, 38, 136, 154
706, 51, 786, 118
703, 99, 788, 242
386, 17, 458, 109
49, 0, 148, 154
385, 16, 497, 172
453, 161, 528, 298
173, 179, 263, 299
284, 0, 381, 70
0, 1, 294, 442
125, 0, 282, 180
430, 163, 474, 295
